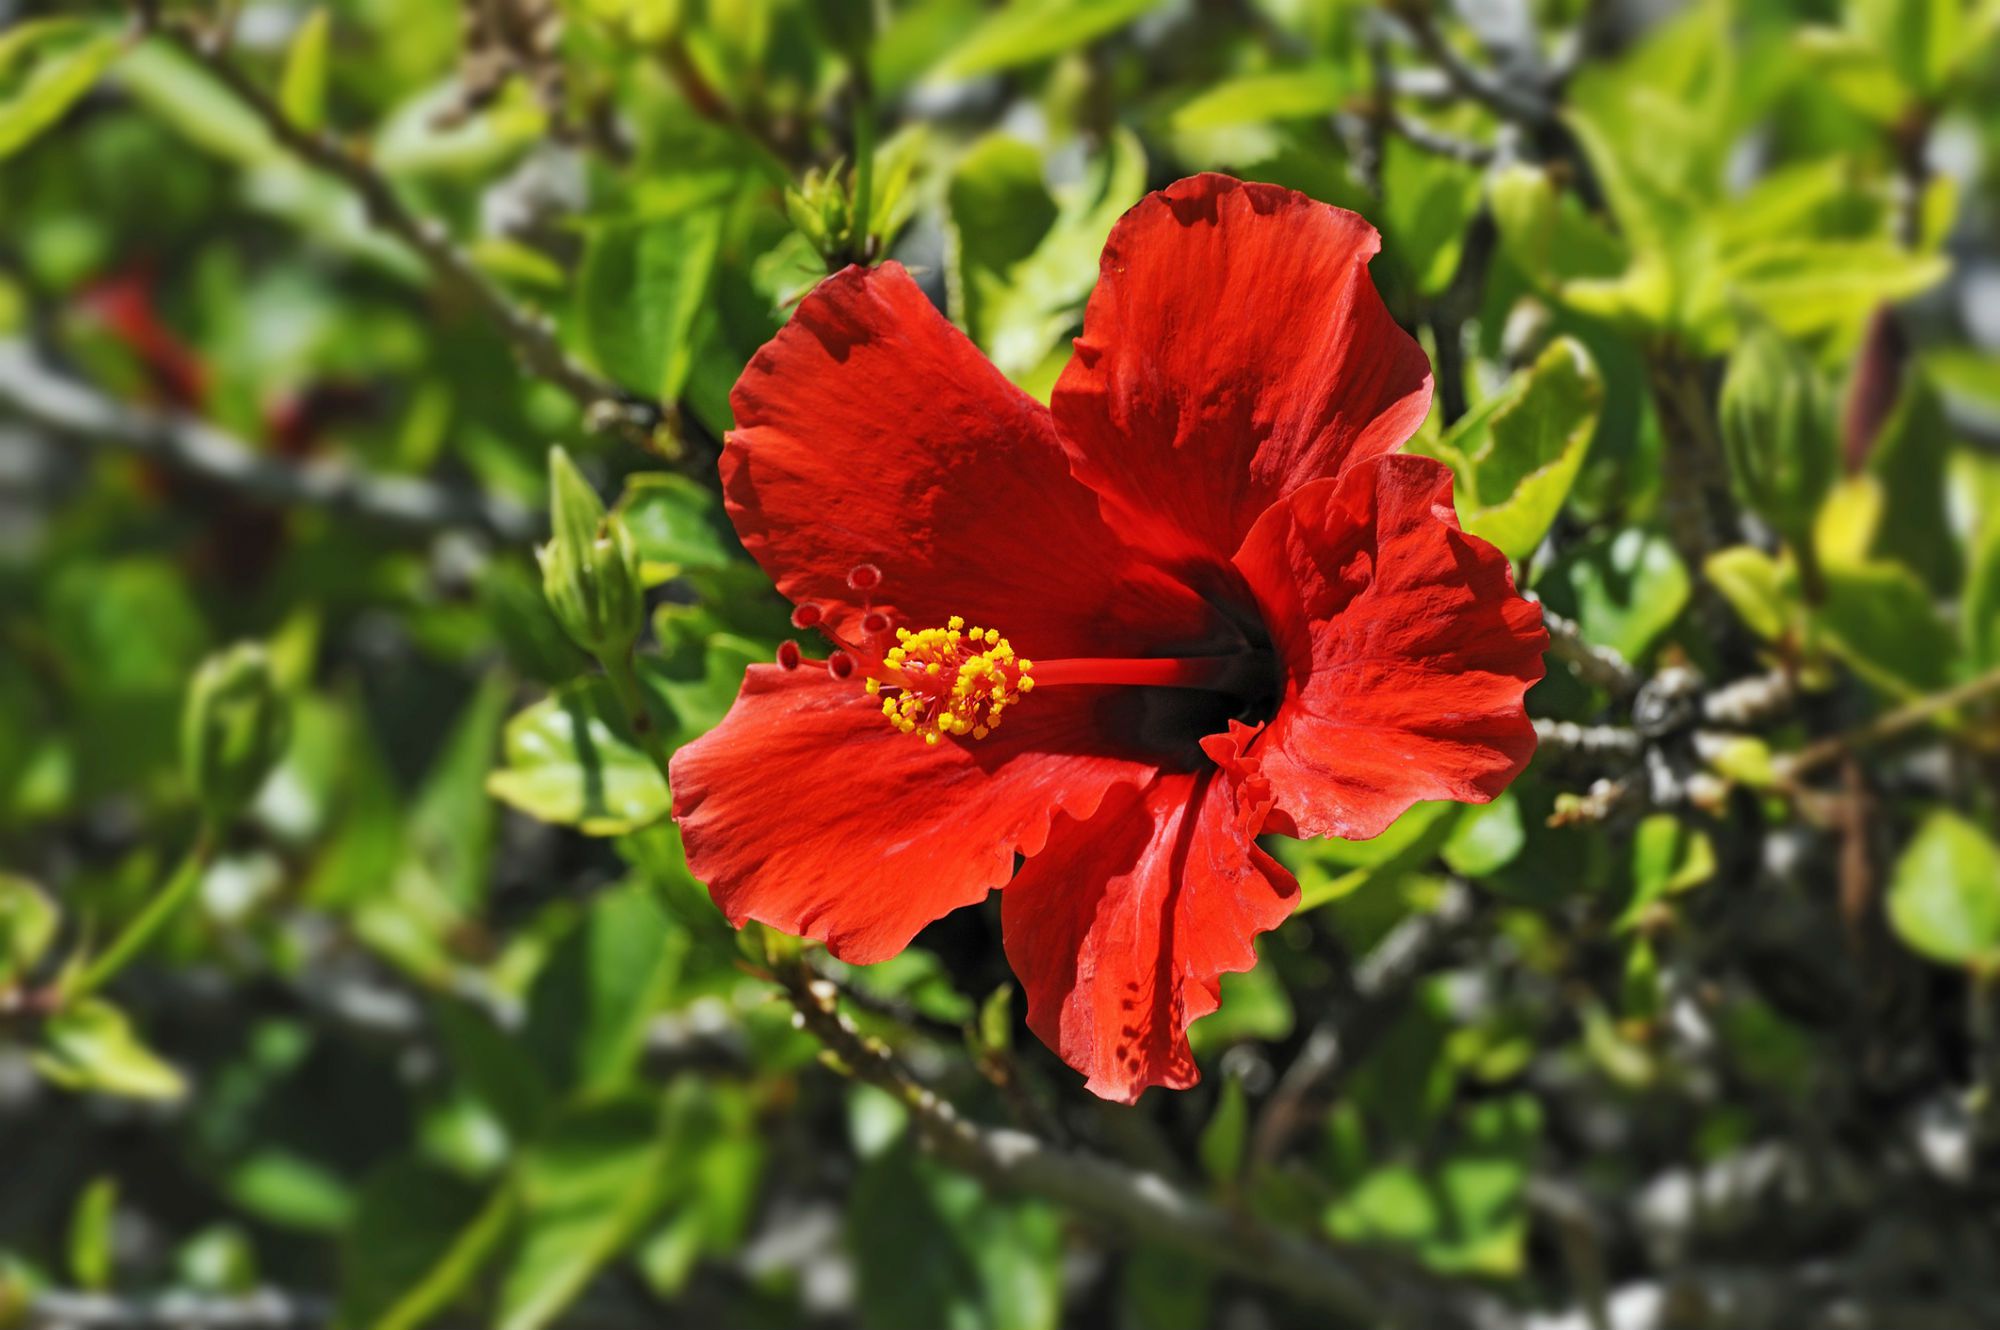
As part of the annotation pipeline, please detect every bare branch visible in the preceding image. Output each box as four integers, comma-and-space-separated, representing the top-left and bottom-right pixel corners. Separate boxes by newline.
1533, 717, 1644, 765
1383, 6, 1552, 126
1251, 880, 1481, 1166
1780, 664, 2000, 780
149, 20, 689, 456
0, 342, 536, 542
26, 1289, 329, 1330
1530, 596, 1642, 698
773, 957, 1498, 1328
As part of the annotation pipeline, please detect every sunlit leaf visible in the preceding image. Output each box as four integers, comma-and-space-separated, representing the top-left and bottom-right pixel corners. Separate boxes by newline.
486, 678, 672, 835
1887, 813, 2000, 972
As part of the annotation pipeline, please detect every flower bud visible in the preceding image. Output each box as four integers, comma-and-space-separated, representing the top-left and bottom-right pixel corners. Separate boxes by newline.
538, 447, 644, 661
182, 644, 290, 822
1720, 321, 1834, 549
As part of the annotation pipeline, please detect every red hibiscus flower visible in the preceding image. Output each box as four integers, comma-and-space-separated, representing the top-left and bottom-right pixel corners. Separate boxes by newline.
670, 174, 1548, 1103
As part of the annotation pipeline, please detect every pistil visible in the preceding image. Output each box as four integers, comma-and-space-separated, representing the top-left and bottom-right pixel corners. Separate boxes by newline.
1030, 654, 1261, 693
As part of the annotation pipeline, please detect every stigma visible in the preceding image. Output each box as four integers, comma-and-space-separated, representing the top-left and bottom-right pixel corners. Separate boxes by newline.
873, 616, 1034, 745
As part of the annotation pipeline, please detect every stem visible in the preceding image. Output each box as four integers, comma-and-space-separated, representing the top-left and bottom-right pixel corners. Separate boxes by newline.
1971, 968, 2000, 1145
1031, 654, 1257, 692
0, 343, 536, 542
602, 649, 675, 786
1783, 664, 2000, 779
71, 828, 216, 1000
773, 957, 1493, 1326
849, 61, 875, 263
147, 18, 684, 453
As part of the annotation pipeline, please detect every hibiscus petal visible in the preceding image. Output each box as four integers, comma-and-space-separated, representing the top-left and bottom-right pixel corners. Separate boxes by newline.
1233, 453, 1548, 841
1001, 751, 1297, 1103
725, 262, 1226, 659
670, 666, 1159, 965
1052, 173, 1433, 571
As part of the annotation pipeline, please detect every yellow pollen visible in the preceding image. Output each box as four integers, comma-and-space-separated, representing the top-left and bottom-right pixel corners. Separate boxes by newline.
864, 616, 1031, 745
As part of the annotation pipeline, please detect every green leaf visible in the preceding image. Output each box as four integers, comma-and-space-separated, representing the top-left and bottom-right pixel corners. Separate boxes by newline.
486, 677, 672, 836
0, 30, 122, 161
338, 1161, 494, 1330
1705, 545, 1797, 643
850, 1141, 1062, 1330
616, 474, 734, 581
35, 998, 187, 1101
1190, 960, 1294, 1053
1794, 28, 1906, 123
950, 128, 1145, 379
115, 38, 282, 165
1441, 794, 1526, 878
577, 210, 724, 401
225, 1150, 355, 1232
1887, 813, 2000, 971
68, 1178, 117, 1291
523, 882, 683, 1094
1851, 0, 1962, 94
370, 1186, 518, 1330
1197, 1077, 1248, 1186
1323, 1095, 1540, 1276
1541, 529, 1691, 664
1286, 802, 1460, 911
1618, 814, 1717, 930
1865, 375, 1958, 594
928, 0, 1155, 80
1422, 338, 1602, 560
1723, 241, 1947, 343
1378, 138, 1484, 297
0, 873, 58, 985
1488, 165, 1629, 294
1169, 66, 1346, 130
1815, 559, 1957, 698
279, 8, 331, 133
643, 631, 761, 739
497, 1097, 685, 1330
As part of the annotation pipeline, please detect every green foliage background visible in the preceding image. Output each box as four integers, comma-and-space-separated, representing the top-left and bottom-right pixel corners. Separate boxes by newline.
2, 0, 1999, 1326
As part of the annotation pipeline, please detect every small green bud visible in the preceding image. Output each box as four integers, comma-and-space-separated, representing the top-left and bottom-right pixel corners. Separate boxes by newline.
539, 447, 644, 661
182, 644, 290, 823
1720, 322, 1835, 549
784, 160, 856, 264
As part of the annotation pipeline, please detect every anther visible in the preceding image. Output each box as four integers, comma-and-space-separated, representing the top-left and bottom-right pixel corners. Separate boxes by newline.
790, 602, 824, 629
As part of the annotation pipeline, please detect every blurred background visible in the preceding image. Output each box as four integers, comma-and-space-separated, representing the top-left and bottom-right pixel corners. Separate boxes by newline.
2, 0, 1999, 1327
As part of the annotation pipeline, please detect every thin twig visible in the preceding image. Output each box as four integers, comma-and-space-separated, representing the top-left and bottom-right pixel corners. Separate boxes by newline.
26, 1289, 330, 1330
146, 18, 683, 454
0, 342, 536, 542
1384, 5, 1552, 126
0, 342, 540, 544
1529, 596, 1642, 697
1781, 665, 2000, 779
774, 958, 1496, 1328
1533, 718, 1643, 766
1251, 880, 1481, 1165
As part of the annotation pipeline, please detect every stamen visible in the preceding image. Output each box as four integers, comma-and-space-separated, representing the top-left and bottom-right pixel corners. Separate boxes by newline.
869, 615, 1031, 744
